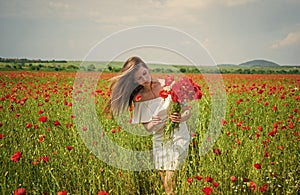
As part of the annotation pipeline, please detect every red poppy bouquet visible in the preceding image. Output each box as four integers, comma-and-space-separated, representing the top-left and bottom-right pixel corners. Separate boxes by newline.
159, 75, 202, 141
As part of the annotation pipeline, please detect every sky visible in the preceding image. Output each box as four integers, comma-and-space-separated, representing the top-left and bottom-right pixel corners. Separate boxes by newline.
0, 0, 300, 65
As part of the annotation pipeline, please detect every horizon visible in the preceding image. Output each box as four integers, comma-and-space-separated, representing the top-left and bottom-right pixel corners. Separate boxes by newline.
0, 56, 299, 66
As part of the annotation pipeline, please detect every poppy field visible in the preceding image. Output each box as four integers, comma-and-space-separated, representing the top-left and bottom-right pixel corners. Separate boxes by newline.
0, 71, 299, 194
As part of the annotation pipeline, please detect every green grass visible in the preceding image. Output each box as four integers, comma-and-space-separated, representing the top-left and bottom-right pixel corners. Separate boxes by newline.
0, 72, 299, 194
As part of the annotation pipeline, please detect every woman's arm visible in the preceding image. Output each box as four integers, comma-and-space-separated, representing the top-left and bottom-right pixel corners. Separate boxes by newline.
143, 106, 191, 132
142, 115, 165, 132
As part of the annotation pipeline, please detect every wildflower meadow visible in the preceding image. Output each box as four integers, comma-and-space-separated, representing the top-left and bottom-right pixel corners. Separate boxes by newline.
0, 71, 299, 194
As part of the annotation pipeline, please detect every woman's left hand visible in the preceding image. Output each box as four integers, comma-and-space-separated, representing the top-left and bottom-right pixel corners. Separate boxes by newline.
169, 112, 181, 123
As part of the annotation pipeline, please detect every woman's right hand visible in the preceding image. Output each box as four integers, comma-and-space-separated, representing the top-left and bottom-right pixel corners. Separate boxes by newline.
143, 115, 164, 132
151, 115, 162, 125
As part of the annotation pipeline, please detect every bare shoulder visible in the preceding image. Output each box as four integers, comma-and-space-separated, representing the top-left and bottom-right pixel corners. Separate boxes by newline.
151, 79, 164, 93
152, 78, 164, 87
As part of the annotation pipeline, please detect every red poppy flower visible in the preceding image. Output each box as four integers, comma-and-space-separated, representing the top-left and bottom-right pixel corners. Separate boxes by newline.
65, 122, 71, 128
264, 151, 270, 158
236, 121, 243, 127
202, 186, 213, 195
260, 184, 268, 193
38, 134, 46, 142
159, 90, 169, 99
221, 119, 227, 126
95, 89, 104, 95
248, 181, 257, 192
194, 175, 202, 180
14, 188, 26, 195
194, 89, 202, 100
164, 75, 174, 86
31, 161, 39, 165
26, 123, 32, 128
170, 91, 178, 102
267, 128, 277, 137
204, 176, 213, 183
254, 163, 262, 170
258, 89, 264, 94
38, 109, 44, 114
191, 132, 196, 137
54, 120, 60, 126
11, 152, 22, 162
39, 156, 49, 163
212, 181, 219, 187
257, 126, 263, 131
118, 171, 123, 177
57, 191, 67, 195
170, 77, 202, 102
230, 176, 237, 182
288, 122, 295, 129
213, 148, 221, 156
98, 191, 109, 195
135, 94, 142, 102
38, 116, 48, 123
236, 99, 242, 105
66, 146, 73, 151
0, 134, 4, 139
111, 129, 116, 133
187, 177, 193, 184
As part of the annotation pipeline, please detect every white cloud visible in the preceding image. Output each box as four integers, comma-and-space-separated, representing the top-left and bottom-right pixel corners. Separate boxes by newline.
165, 0, 211, 9
164, 0, 256, 9
222, 0, 257, 6
48, 1, 69, 10
271, 30, 300, 49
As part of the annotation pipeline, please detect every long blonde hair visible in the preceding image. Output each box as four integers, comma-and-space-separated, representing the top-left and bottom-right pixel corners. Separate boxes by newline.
104, 56, 149, 115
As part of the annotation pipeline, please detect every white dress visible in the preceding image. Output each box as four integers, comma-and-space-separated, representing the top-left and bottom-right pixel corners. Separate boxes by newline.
131, 80, 190, 170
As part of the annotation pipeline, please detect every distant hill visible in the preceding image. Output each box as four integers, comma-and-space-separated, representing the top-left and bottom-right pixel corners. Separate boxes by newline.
217, 64, 237, 66
239, 59, 280, 67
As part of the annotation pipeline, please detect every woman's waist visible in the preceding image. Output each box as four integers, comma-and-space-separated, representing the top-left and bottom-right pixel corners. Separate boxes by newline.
153, 122, 188, 137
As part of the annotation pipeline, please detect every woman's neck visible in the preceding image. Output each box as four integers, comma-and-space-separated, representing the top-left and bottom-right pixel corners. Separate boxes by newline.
142, 83, 152, 92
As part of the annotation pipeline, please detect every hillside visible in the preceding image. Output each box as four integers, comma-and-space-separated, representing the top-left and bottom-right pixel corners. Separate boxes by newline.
239, 59, 280, 67
0, 57, 299, 74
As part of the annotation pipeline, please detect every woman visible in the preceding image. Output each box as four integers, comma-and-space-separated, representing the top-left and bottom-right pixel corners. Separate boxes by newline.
105, 56, 191, 195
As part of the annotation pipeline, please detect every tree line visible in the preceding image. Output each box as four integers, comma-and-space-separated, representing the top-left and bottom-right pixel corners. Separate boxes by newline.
0, 57, 67, 63
0, 61, 299, 74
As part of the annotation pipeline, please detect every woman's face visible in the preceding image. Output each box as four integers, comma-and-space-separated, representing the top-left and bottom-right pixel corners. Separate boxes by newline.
134, 66, 151, 87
